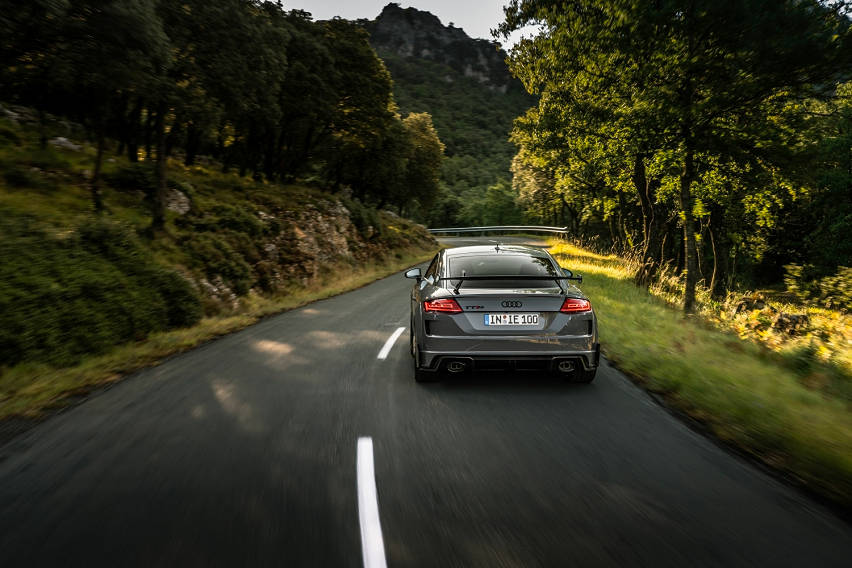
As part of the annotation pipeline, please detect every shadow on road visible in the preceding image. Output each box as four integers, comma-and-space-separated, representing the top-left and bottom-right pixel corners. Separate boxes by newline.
420, 369, 595, 392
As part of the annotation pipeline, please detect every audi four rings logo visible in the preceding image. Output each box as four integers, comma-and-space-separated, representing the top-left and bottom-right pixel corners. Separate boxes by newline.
501, 300, 523, 308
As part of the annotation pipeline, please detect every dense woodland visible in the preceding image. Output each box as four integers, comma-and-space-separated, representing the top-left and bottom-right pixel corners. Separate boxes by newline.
0, 0, 444, 227
500, 0, 852, 312
0, 0, 446, 369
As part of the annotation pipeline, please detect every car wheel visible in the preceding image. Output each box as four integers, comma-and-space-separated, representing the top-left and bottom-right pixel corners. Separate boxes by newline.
572, 367, 597, 384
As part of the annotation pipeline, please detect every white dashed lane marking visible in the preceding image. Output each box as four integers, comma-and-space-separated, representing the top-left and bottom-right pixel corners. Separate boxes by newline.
357, 437, 388, 568
377, 327, 406, 360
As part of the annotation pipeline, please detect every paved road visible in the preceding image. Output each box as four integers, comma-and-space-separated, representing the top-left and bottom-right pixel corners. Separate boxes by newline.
1, 237, 850, 567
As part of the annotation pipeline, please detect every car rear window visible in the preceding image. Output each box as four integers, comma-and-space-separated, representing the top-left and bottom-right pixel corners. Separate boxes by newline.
447, 254, 560, 289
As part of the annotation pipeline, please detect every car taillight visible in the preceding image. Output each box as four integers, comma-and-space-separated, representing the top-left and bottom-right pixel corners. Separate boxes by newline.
424, 298, 462, 313
560, 298, 592, 313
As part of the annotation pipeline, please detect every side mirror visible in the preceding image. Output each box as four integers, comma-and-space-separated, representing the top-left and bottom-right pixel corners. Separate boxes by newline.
562, 267, 573, 278
405, 268, 422, 281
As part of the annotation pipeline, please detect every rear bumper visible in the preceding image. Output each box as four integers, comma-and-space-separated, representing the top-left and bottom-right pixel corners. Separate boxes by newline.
419, 342, 600, 373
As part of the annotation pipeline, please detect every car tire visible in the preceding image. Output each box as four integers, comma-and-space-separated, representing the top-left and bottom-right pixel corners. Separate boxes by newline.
572, 367, 597, 384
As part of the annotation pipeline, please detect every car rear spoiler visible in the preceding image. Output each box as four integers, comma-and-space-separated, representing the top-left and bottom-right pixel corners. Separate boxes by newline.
437, 274, 582, 294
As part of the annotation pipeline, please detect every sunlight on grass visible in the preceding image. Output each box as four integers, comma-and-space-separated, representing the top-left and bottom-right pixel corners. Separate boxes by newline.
550, 240, 852, 506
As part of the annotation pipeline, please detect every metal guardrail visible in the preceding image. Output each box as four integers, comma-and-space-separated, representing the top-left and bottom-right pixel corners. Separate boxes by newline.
428, 225, 569, 235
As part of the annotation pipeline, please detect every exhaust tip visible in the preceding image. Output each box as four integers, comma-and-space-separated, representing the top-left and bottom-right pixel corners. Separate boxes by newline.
556, 360, 575, 373
446, 360, 467, 373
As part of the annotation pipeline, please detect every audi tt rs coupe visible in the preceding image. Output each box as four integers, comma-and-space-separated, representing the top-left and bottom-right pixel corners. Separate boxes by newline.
405, 244, 600, 383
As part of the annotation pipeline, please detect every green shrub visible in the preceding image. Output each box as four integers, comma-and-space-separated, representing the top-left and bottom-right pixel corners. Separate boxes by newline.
28, 147, 71, 171
103, 163, 156, 194
178, 203, 264, 236
785, 264, 852, 312
147, 267, 203, 327
0, 125, 21, 146
0, 218, 202, 368
3, 166, 43, 188
816, 267, 852, 312
184, 233, 253, 296
342, 198, 382, 238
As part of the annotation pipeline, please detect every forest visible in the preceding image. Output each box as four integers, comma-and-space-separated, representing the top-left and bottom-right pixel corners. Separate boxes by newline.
499, 0, 852, 313
0, 0, 444, 225
0, 0, 444, 373
376, 49, 533, 227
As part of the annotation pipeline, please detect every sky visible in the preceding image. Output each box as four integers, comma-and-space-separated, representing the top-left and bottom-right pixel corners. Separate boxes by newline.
280, 1, 532, 49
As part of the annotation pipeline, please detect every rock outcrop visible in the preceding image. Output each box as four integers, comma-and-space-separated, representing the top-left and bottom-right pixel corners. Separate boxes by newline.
364, 3, 515, 92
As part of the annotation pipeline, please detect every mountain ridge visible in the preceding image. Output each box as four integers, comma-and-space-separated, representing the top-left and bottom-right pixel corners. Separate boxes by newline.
363, 3, 514, 92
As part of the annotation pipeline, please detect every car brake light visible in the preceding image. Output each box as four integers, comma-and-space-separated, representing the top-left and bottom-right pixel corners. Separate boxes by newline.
560, 298, 591, 313
424, 298, 463, 313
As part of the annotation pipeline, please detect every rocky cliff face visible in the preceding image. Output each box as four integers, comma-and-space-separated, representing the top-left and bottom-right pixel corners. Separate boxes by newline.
364, 3, 514, 92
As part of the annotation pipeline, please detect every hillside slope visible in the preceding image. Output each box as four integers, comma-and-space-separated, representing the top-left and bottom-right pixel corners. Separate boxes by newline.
0, 110, 436, 416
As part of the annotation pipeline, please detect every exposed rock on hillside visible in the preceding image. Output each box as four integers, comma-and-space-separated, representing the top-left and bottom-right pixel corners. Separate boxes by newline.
364, 3, 514, 92
179, 196, 435, 311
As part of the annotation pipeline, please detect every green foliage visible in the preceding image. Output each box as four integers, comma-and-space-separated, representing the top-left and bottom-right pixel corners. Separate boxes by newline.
342, 197, 382, 238
1, 2, 445, 220
103, 162, 156, 193
499, 0, 852, 306
27, 147, 71, 171
376, 49, 534, 226
3, 166, 47, 189
785, 265, 852, 312
181, 203, 264, 237
0, 124, 21, 146
0, 217, 201, 368
183, 233, 253, 296
400, 112, 444, 209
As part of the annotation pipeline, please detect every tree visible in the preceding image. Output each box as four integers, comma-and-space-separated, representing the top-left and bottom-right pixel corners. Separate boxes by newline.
400, 112, 444, 211
500, 0, 852, 312
1, 0, 170, 212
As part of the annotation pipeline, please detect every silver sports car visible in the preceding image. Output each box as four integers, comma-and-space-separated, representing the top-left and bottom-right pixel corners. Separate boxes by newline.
405, 244, 600, 383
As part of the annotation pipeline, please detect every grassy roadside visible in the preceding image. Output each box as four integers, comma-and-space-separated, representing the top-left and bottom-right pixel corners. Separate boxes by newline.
551, 241, 852, 508
0, 246, 436, 421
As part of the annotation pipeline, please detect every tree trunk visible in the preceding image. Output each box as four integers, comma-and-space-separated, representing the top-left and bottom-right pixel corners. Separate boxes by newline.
616, 190, 629, 251
633, 153, 662, 287
185, 123, 200, 166
679, 141, 698, 314
165, 113, 182, 157
91, 126, 106, 214
708, 206, 730, 298
144, 108, 154, 161
150, 105, 168, 232
696, 218, 706, 285
126, 98, 142, 163
239, 147, 248, 177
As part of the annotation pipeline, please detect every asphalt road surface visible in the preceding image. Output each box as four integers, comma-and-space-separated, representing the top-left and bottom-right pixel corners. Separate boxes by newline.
1, 237, 851, 567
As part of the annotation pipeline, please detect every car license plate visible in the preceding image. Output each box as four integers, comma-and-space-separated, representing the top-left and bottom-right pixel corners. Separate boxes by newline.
484, 313, 539, 326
